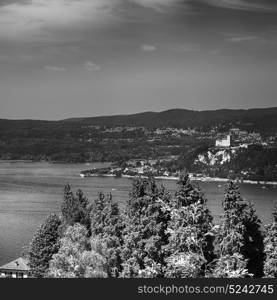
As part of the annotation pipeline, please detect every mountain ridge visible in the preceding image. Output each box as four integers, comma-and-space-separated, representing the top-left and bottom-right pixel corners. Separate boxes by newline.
60, 107, 277, 131
1, 107, 277, 132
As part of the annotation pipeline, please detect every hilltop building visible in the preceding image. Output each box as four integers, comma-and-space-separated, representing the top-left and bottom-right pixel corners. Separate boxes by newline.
215, 135, 231, 148
230, 128, 240, 135
0, 257, 30, 278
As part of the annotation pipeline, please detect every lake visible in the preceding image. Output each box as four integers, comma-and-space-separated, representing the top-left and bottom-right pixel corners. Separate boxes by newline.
0, 161, 276, 266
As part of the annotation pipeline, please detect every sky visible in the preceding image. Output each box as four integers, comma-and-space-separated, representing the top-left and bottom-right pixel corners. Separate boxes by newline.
0, 0, 277, 120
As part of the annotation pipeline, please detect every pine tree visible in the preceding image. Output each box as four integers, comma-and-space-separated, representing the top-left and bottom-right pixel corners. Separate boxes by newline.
90, 192, 124, 277
212, 181, 264, 277
27, 214, 61, 277
264, 204, 277, 277
120, 177, 171, 278
164, 173, 214, 277
48, 224, 107, 278
61, 184, 91, 230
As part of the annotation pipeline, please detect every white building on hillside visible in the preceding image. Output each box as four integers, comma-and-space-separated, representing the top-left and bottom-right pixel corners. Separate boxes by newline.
215, 135, 231, 148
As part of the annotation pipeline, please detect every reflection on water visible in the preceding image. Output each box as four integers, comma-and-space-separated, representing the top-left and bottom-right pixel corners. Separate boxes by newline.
0, 162, 276, 265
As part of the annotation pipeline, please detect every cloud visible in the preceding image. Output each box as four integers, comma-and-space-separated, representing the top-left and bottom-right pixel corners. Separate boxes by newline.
202, 0, 277, 12
141, 44, 156, 51
222, 32, 274, 44
44, 65, 67, 72
128, 0, 277, 13
170, 43, 200, 53
84, 61, 101, 71
226, 35, 260, 42
0, 0, 119, 40
129, 0, 185, 12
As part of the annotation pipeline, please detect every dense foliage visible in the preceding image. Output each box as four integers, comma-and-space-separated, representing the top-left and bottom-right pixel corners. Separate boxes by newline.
27, 175, 273, 278
61, 184, 91, 230
48, 224, 107, 278
90, 193, 124, 277
27, 214, 61, 278
211, 182, 264, 277
264, 205, 277, 277
164, 174, 214, 277
120, 178, 171, 277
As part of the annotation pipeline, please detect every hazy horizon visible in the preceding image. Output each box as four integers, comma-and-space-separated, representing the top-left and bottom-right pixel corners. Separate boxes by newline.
1, 0, 277, 120
1, 105, 276, 121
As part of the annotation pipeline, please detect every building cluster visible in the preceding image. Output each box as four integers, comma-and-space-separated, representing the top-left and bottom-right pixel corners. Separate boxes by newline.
117, 158, 178, 177
80, 124, 277, 150
154, 127, 196, 136
103, 126, 148, 133
215, 128, 276, 149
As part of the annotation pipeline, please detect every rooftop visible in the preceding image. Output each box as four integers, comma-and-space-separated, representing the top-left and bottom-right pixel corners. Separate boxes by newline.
0, 257, 30, 272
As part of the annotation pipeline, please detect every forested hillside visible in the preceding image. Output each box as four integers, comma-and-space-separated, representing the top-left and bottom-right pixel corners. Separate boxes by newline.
0, 107, 277, 164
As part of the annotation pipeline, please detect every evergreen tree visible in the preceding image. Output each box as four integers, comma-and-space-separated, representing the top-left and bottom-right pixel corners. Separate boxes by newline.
120, 177, 171, 278
212, 181, 264, 277
264, 204, 277, 277
48, 224, 107, 278
28, 214, 61, 278
61, 185, 91, 230
90, 192, 124, 277
164, 173, 214, 277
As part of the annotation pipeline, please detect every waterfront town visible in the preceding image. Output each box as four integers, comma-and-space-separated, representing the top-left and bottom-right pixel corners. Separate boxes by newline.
80, 126, 277, 184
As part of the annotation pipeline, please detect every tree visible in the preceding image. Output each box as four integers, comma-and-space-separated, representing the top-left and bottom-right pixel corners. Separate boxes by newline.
210, 253, 250, 278
61, 185, 91, 230
90, 192, 124, 277
27, 214, 61, 278
264, 204, 277, 277
212, 181, 263, 277
48, 224, 107, 278
120, 177, 171, 278
164, 173, 214, 277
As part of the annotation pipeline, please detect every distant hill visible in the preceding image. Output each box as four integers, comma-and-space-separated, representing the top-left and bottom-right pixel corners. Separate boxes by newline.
62, 107, 277, 132
1, 107, 276, 163
1, 107, 277, 132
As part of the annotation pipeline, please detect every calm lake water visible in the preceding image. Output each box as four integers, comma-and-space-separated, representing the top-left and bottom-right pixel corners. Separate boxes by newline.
0, 161, 276, 266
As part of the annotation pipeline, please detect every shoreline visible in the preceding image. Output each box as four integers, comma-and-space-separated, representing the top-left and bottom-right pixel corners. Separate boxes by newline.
1, 160, 276, 186
80, 173, 277, 186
